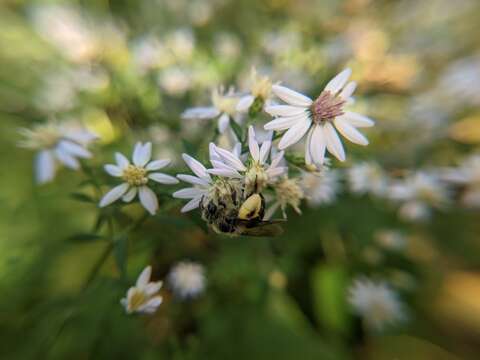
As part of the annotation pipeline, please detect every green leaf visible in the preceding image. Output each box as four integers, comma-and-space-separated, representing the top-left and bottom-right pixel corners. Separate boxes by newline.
267, 290, 312, 334
113, 233, 128, 279
70, 192, 96, 203
68, 233, 104, 242
311, 263, 350, 335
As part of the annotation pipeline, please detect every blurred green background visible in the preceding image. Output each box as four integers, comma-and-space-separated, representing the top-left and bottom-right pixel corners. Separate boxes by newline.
2, 0, 480, 359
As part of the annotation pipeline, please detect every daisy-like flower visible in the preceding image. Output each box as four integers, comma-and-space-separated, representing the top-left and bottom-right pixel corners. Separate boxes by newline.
265, 177, 304, 219
389, 171, 449, 221
167, 261, 206, 299
18, 120, 97, 184
301, 169, 340, 206
236, 68, 274, 114
264, 68, 374, 166
348, 277, 406, 331
208, 126, 287, 193
99, 142, 178, 215
347, 161, 388, 197
120, 265, 163, 314
181, 86, 241, 134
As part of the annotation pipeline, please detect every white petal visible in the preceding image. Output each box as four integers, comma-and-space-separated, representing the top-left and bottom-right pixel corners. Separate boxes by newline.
35, 150, 56, 184
232, 142, 242, 158
139, 296, 163, 312
145, 281, 163, 296
59, 140, 91, 158
278, 117, 312, 150
218, 113, 230, 133
149, 173, 179, 184
133, 142, 152, 167
146, 159, 170, 171
104, 164, 123, 177
182, 154, 211, 181
173, 187, 204, 199
341, 111, 375, 128
209, 142, 220, 162
324, 123, 345, 161
339, 81, 357, 100
99, 183, 130, 207
324, 68, 351, 94
136, 266, 152, 287
122, 187, 137, 202
139, 186, 158, 215
248, 126, 260, 162
264, 113, 308, 131
270, 150, 285, 169
266, 167, 287, 178
215, 147, 247, 172
55, 147, 80, 169
265, 105, 308, 117
208, 168, 243, 178
181, 196, 202, 212
304, 128, 314, 165
181, 106, 220, 120
272, 85, 313, 107
236, 95, 255, 112
115, 152, 130, 169
310, 125, 327, 165
177, 174, 210, 186
334, 118, 369, 146
259, 139, 272, 164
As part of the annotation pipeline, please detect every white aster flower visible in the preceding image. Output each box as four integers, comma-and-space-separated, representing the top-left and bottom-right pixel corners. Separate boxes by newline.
167, 261, 206, 299
301, 169, 340, 206
18, 120, 97, 184
120, 265, 163, 315
348, 277, 406, 331
99, 142, 178, 215
236, 68, 274, 113
173, 152, 214, 213
181, 86, 241, 133
208, 126, 287, 193
347, 161, 388, 197
389, 171, 449, 221
30, 4, 99, 63
441, 154, 480, 208
264, 68, 374, 166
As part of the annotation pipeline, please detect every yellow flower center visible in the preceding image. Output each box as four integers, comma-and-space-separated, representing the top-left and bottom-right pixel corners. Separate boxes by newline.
129, 289, 147, 311
275, 178, 303, 214
122, 164, 148, 186
245, 163, 269, 193
212, 88, 238, 115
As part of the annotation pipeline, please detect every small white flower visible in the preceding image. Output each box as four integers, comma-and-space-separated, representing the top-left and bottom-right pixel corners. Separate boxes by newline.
348, 277, 406, 331
120, 265, 163, 315
99, 142, 178, 215
347, 162, 388, 197
236, 68, 274, 113
301, 169, 340, 206
18, 120, 97, 184
264, 68, 374, 166
389, 171, 449, 221
441, 154, 480, 208
374, 229, 407, 252
208, 126, 287, 192
173, 151, 214, 213
167, 261, 206, 299
181, 86, 241, 133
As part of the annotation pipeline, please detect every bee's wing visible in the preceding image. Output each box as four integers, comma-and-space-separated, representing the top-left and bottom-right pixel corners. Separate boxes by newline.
237, 220, 285, 237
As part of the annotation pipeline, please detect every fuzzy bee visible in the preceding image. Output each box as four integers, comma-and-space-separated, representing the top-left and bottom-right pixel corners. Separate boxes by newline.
199, 179, 283, 237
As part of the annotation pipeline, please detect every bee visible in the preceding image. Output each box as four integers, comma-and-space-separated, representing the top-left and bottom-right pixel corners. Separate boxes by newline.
199, 179, 284, 237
